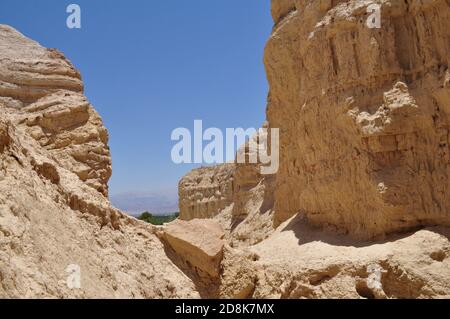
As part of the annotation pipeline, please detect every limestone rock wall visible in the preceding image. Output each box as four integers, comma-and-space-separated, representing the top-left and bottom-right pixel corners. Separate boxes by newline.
178, 0, 450, 242
179, 164, 235, 220
266, 0, 450, 238
177, 133, 277, 247
229, 128, 277, 246
0, 25, 199, 298
0, 25, 111, 196
271, 0, 296, 24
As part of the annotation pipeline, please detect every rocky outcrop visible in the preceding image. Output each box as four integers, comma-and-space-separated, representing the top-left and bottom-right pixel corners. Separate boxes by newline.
271, 0, 295, 25
0, 25, 111, 196
2, 0, 450, 300
221, 216, 450, 299
228, 127, 277, 247
162, 219, 225, 278
179, 164, 235, 220
177, 131, 277, 247
266, 0, 450, 239
176, 0, 450, 299
0, 25, 199, 298
0, 25, 83, 104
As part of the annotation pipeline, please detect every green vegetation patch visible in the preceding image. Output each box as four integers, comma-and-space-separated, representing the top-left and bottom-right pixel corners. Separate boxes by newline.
138, 211, 179, 225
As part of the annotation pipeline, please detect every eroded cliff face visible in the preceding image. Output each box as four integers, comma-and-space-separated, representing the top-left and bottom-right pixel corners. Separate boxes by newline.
178, 130, 277, 247
271, 0, 296, 24
179, 0, 450, 240
1, 0, 450, 299
0, 25, 111, 196
179, 164, 235, 220
174, 0, 450, 299
266, 0, 450, 238
0, 25, 199, 298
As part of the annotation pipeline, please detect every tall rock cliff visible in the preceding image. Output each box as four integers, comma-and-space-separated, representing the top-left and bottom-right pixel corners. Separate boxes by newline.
1, 0, 450, 299
179, 0, 450, 240
175, 0, 450, 298
0, 25, 199, 298
266, 0, 450, 239
179, 130, 277, 247
179, 164, 235, 220
0, 25, 111, 196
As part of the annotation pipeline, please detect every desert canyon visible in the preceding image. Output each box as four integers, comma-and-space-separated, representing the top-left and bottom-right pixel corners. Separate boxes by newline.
1, 0, 450, 299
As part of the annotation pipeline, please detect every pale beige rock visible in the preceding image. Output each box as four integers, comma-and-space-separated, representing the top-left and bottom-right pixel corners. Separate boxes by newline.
0, 25, 199, 299
179, 164, 235, 220
219, 219, 450, 299
248, 216, 450, 299
230, 125, 276, 247
266, 0, 450, 238
0, 25, 83, 103
177, 133, 277, 247
163, 219, 225, 278
271, 0, 296, 25
2, 0, 450, 299
0, 25, 111, 196
219, 246, 259, 299
176, 0, 450, 299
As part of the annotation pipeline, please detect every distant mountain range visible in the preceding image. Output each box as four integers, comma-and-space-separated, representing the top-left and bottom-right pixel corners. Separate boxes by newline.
111, 190, 179, 216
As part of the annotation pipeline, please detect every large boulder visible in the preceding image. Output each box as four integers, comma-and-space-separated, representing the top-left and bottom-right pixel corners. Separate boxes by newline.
163, 219, 225, 278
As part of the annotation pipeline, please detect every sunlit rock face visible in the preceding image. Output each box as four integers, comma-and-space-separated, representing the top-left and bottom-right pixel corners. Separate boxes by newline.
266, 0, 450, 238
0, 25, 111, 196
0, 25, 200, 299
179, 164, 235, 220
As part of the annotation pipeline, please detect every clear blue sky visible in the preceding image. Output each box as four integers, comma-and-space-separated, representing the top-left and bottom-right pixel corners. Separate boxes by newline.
0, 1, 272, 196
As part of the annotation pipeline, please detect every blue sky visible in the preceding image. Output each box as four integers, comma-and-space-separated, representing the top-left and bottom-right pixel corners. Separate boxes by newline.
0, 1, 272, 199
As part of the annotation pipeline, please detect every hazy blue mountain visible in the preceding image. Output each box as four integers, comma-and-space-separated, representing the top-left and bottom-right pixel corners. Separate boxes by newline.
111, 190, 178, 216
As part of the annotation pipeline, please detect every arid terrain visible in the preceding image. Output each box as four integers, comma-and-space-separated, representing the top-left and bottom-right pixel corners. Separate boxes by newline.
1, 0, 449, 299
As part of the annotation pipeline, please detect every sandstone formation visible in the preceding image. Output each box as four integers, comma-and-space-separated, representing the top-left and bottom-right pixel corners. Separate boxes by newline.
0, 25, 111, 196
176, 0, 450, 299
181, 0, 450, 239
178, 128, 277, 247
0, 25, 199, 298
271, 0, 296, 24
2, 0, 450, 300
229, 126, 277, 246
222, 216, 450, 299
179, 164, 234, 220
266, 0, 450, 238
162, 219, 225, 278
